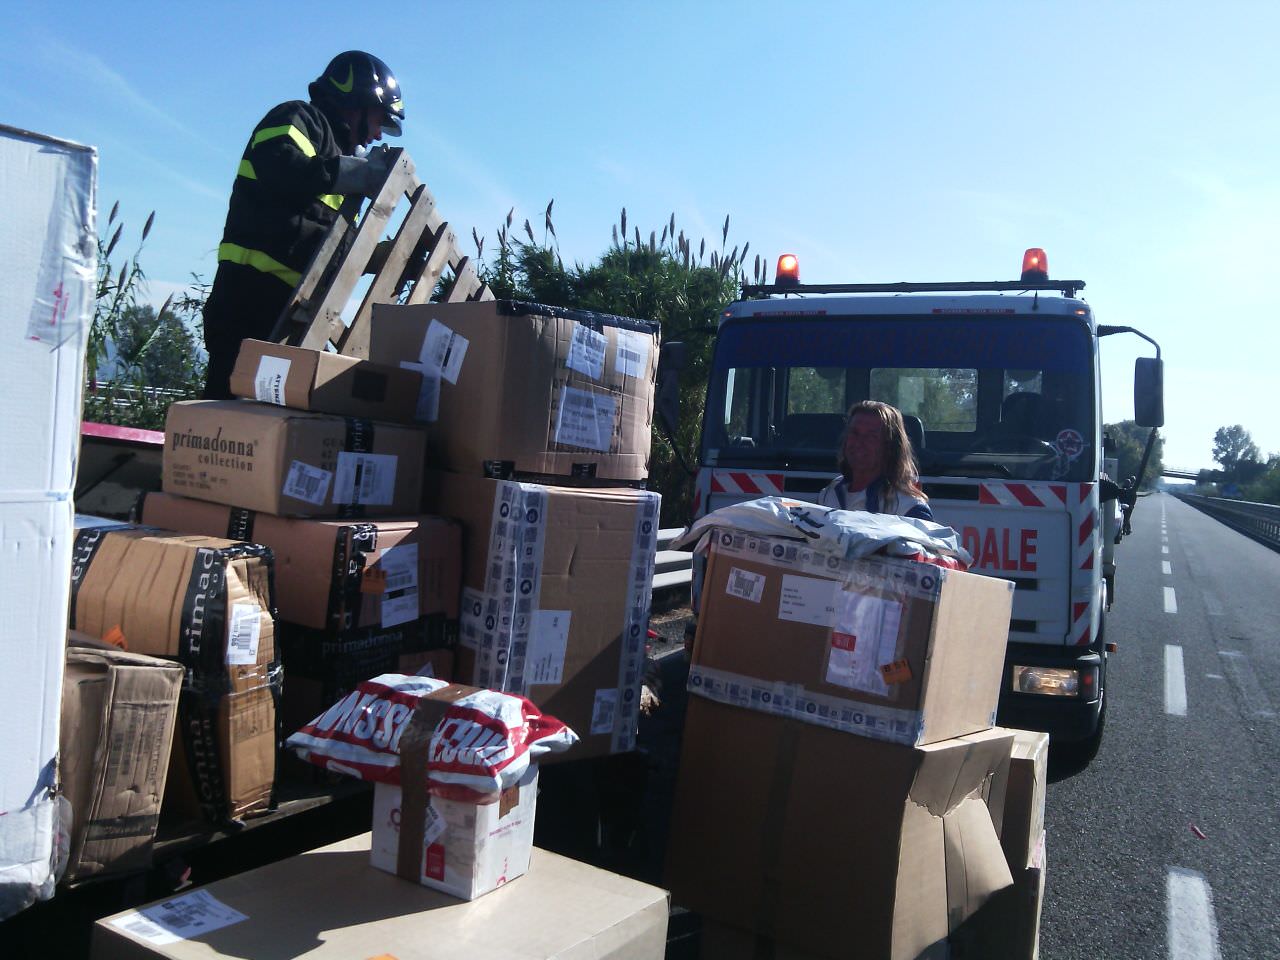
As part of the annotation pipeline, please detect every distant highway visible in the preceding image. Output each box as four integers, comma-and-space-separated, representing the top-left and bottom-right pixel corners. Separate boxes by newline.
1041, 492, 1280, 959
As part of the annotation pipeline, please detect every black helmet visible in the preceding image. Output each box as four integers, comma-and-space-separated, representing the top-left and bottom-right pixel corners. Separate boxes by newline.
310, 51, 404, 136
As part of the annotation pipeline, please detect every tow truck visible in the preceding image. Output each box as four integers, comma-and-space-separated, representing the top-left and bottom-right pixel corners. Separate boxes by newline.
663, 249, 1163, 755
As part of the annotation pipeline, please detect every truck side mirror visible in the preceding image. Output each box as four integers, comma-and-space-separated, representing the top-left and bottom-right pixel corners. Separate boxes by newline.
1134, 357, 1164, 428
655, 341, 686, 437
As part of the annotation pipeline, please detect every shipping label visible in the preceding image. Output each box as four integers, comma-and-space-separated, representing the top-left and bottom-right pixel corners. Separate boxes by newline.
824, 590, 903, 698
591, 688, 619, 735
334, 452, 398, 506
567, 324, 608, 380
419, 319, 470, 384
253, 355, 291, 406
225, 603, 262, 666
108, 890, 247, 946
379, 543, 419, 628
554, 386, 616, 452
282, 460, 332, 505
725, 566, 765, 603
687, 664, 923, 745
777, 574, 839, 627
527, 610, 570, 686
422, 799, 447, 847
614, 329, 651, 379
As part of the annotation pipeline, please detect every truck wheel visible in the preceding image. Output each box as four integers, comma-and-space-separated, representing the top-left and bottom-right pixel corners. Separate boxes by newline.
1061, 688, 1107, 764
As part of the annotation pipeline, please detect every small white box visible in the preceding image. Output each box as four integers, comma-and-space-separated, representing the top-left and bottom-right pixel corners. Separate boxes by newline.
370, 767, 538, 900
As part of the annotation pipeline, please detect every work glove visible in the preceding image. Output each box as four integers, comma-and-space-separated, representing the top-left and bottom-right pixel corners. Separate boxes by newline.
333, 146, 395, 198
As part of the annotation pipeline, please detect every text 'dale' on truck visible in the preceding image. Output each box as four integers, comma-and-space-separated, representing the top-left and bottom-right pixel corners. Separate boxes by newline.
655, 249, 1163, 756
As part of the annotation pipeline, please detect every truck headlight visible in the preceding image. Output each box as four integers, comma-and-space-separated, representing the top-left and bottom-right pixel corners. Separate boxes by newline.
1012, 665, 1080, 696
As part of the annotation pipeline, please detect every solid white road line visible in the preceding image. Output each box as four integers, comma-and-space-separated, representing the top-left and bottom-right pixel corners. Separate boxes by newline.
1220, 651, 1278, 718
1165, 586, 1178, 613
1167, 867, 1222, 960
1163, 561, 1173, 575
1165, 645, 1187, 716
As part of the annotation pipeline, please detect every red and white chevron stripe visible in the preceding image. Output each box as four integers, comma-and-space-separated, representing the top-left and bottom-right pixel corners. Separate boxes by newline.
710, 470, 785, 497
1073, 482, 1100, 645
978, 481, 1068, 508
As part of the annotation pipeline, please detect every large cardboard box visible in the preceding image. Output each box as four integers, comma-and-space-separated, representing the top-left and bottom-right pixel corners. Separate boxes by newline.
426, 472, 659, 758
68, 527, 279, 821
92, 834, 669, 960
60, 637, 183, 882
230, 339, 423, 424
162, 400, 426, 518
368, 300, 658, 481
952, 834, 1047, 960
665, 697, 1013, 960
139, 492, 460, 631
0, 126, 95, 915
691, 530, 1014, 746
984, 729, 1049, 872
370, 768, 538, 900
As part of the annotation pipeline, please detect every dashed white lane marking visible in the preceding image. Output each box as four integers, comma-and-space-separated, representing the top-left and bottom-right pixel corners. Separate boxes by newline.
1165, 586, 1178, 613
1162, 561, 1173, 575
1167, 867, 1222, 960
1165, 645, 1187, 716
1163, 545, 1170, 554
1220, 651, 1278, 718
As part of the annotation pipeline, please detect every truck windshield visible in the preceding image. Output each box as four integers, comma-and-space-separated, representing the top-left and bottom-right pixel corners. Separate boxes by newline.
703, 314, 1096, 482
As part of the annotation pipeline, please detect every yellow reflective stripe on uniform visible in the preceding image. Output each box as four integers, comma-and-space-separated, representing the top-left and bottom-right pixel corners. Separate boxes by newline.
237, 159, 257, 180
250, 123, 317, 158
317, 193, 343, 210
217, 242, 301, 287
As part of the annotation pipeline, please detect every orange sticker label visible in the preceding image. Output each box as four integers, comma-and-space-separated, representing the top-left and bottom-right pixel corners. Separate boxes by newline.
103, 625, 127, 650
361, 566, 388, 594
880, 658, 912, 684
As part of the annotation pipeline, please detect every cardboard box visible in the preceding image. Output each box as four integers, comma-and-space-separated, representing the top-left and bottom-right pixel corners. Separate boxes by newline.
60, 638, 183, 882
230, 339, 423, 424
162, 400, 426, 518
952, 834, 1046, 960
92, 834, 669, 959
427, 472, 659, 758
139, 491, 461, 631
370, 768, 538, 900
277, 617, 456, 743
68, 527, 279, 821
691, 530, 1014, 746
984, 729, 1049, 872
368, 300, 658, 481
1, 126, 94, 913
665, 697, 1014, 960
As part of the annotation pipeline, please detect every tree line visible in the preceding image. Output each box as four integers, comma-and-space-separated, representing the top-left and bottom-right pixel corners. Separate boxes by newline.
1198, 425, 1280, 504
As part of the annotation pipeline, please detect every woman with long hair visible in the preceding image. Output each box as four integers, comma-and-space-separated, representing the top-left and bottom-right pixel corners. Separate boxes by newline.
816, 400, 932, 520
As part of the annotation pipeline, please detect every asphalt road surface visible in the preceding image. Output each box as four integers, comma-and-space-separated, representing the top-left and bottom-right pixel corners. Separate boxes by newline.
1039, 492, 1280, 960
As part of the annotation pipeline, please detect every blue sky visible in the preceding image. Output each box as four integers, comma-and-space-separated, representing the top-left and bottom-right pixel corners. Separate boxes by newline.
4, 1, 1276, 471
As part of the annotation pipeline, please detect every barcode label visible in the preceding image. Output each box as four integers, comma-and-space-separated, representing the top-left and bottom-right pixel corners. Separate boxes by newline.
726, 566, 765, 603
334, 452, 398, 506
253, 356, 291, 405
420, 319, 469, 384
400, 360, 440, 422
109, 890, 248, 945
567, 324, 607, 380
422, 800, 447, 846
591, 688, 618, 735
283, 460, 332, 505
379, 543, 419, 627
554, 386, 616, 452
226, 603, 261, 665
614, 329, 650, 378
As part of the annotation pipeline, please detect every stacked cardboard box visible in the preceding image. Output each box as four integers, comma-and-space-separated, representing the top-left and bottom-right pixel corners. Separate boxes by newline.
137, 491, 462, 734
370, 301, 663, 760
68, 527, 279, 822
666, 527, 1031, 959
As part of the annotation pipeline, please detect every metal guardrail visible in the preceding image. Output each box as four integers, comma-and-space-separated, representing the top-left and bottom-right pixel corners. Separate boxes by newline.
1174, 492, 1280, 550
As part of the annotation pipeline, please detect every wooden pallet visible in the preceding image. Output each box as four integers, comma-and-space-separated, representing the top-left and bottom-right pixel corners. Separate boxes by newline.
269, 146, 492, 357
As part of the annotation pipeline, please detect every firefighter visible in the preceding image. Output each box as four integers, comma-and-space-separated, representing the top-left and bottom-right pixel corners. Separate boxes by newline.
201, 51, 406, 399
816, 400, 934, 520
